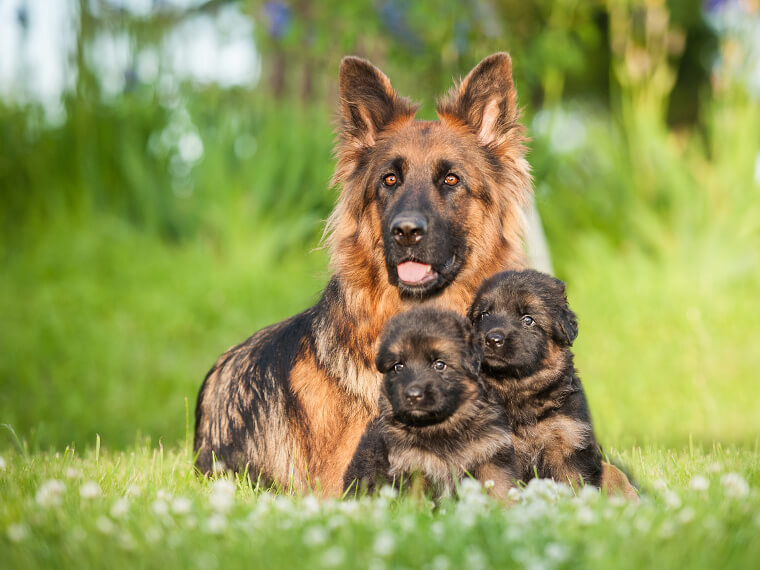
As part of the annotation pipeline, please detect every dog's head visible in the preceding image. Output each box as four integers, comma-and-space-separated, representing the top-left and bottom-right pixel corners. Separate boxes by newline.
327, 54, 531, 300
468, 270, 578, 377
375, 307, 482, 427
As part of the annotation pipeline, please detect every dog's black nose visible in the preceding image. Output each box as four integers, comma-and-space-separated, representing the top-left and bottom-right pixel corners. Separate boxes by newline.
404, 385, 424, 404
391, 214, 427, 246
485, 331, 505, 348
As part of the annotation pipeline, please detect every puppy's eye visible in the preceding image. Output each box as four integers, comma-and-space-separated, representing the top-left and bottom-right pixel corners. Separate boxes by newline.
521, 315, 535, 327
433, 360, 447, 371
393, 362, 404, 373
443, 173, 459, 186
383, 174, 398, 187
479, 311, 490, 320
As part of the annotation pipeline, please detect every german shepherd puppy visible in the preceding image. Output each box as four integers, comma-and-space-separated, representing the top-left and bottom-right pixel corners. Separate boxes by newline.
344, 308, 518, 499
468, 270, 603, 488
194, 54, 532, 494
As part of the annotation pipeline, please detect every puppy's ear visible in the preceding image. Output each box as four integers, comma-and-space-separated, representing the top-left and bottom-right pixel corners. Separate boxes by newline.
548, 278, 578, 346
463, 320, 483, 376
437, 53, 519, 148
338, 57, 418, 149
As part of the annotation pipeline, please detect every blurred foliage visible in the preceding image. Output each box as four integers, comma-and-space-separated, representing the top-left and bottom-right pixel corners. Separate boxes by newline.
1, 0, 759, 448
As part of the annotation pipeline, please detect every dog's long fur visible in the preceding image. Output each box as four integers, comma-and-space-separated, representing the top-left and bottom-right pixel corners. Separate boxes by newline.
469, 270, 603, 488
344, 308, 518, 499
194, 54, 532, 495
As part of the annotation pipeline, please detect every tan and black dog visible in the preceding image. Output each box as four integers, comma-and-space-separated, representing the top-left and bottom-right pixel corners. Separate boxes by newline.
344, 307, 518, 499
194, 53, 532, 494
469, 270, 604, 489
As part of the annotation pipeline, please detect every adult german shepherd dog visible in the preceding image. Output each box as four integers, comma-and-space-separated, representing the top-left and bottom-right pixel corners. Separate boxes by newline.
194, 53, 532, 495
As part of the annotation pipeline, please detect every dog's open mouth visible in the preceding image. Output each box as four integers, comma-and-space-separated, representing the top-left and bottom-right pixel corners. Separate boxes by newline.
397, 261, 438, 286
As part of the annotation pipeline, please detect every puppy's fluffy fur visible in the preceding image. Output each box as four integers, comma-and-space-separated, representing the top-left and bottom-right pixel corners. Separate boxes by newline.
469, 270, 603, 488
344, 307, 518, 498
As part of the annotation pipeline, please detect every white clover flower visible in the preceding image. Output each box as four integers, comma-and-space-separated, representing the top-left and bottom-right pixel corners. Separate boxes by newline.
156, 489, 172, 501
321, 546, 346, 567
373, 530, 396, 556
0, 456, 7, 471
577, 484, 600, 503
125, 484, 141, 497
303, 526, 328, 547
6, 523, 29, 542
65, 467, 81, 479
652, 479, 668, 492
95, 515, 115, 535
205, 513, 227, 534
721, 473, 749, 498
483, 479, 495, 489
302, 495, 320, 515
459, 478, 482, 496
431, 555, 450, 570
707, 462, 722, 474
689, 475, 710, 492
80, 481, 102, 500
378, 485, 397, 500
338, 500, 359, 517
36, 479, 66, 508
208, 479, 236, 512
171, 497, 192, 515
152, 499, 169, 516
663, 490, 682, 510
507, 487, 522, 502
677, 506, 696, 524
110, 498, 129, 519
399, 514, 415, 532
576, 506, 595, 525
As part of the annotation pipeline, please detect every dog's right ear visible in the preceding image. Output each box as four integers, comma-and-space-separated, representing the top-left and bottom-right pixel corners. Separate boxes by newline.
338, 57, 417, 149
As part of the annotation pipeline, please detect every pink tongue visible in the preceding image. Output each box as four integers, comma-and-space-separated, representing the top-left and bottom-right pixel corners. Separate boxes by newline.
397, 261, 432, 284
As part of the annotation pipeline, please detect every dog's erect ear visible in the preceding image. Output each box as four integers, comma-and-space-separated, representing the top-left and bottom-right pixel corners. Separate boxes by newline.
338, 56, 417, 148
437, 53, 519, 147
547, 278, 579, 346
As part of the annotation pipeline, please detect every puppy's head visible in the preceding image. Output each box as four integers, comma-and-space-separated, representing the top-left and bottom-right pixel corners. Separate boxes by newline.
375, 307, 481, 427
468, 270, 577, 377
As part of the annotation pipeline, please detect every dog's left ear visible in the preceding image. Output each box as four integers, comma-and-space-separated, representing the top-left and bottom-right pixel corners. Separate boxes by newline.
464, 321, 483, 376
437, 53, 519, 148
549, 278, 578, 346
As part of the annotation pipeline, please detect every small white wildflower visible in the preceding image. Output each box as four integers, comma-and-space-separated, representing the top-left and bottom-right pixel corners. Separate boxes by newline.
678, 506, 696, 524
0, 456, 7, 471
6, 523, 29, 542
652, 479, 668, 492
95, 515, 115, 535
507, 487, 522, 502
36, 479, 66, 508
459, 478, 482, 496
689, 475, 709, 492
327, 514, 347, 530
338, 500, 359, 517
431, 555, 450, 570
65, 467, 81, 479
80, 481, 101, 500
110, 498, 129, 519
483, 479, 495, 489
205, 513, 227, 534
379, 485, 397, 500
545, 542, 569, 563
373, 530, 396, 556
302, 495, 320, 515
707, 462, 722, 474
577, 484, 600, 503
576, 506, 595, 525
663, 490, 682, 510
321, 546, 346, 567
171, 497, 192, 515
152, 499, 169, 516
125, 484, 141, 497
145, 525, 163, 544
208, 479, 236, 512
721, 473, 749, 498
303, 526, 328, 547
464, 547, 486, 570
156, 489, 172, 501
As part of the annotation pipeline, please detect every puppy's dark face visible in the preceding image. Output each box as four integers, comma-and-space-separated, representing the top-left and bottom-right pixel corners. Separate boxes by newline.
375, 308, 481, 427
468, 270, 578, 377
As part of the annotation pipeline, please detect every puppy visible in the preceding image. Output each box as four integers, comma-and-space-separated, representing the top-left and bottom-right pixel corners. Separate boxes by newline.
343, 307, 518, 499
469, 270, 603, 489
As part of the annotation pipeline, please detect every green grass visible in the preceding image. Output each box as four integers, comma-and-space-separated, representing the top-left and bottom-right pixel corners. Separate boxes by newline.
1, 443, 759, 569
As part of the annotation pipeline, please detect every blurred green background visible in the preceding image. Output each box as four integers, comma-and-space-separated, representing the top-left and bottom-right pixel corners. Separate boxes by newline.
1, 0, 758, 452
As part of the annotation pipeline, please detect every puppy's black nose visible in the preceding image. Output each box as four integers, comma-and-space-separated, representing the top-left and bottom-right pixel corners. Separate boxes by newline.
404, 385, 424, 404
485, 331, 505, 348
391, 214, 427, 246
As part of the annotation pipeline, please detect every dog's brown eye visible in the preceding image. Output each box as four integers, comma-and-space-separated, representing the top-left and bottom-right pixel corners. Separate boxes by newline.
433, 360, 447, 371
393, 362, 404, 373
479, 311, 490, 320
383, 174, 397, 187
521, 315, 535, 327
444, 174, 459, 186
